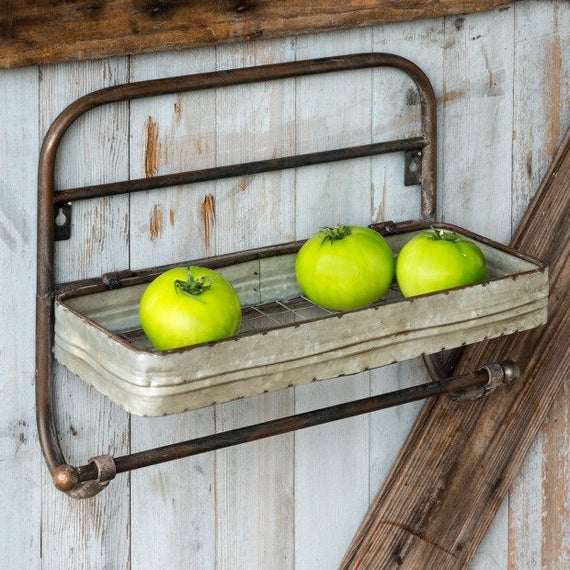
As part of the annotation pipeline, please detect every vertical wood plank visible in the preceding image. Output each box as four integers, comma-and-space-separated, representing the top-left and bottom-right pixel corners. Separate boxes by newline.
39, 57, 131, 569
215, 392, 295, 570
440, 8, 515, 564
127, 47, 219, 569
368, 361, 429, 495
128, 47, 219, 270
0, 66, 41, 569
471, 500, 509, 569
538, 380, 570, 569
372, 17, 445, 223
213, 38, 296, 570
511, 0, 570, 230
509, 383, 570, 569
440, 7, 515, 242
368, 15, 445, 508
508, 3, 570, 567
0, 5, 567, 569
293, 28, 374, 570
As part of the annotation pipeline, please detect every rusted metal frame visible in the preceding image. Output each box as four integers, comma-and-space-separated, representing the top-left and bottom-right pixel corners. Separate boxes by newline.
65, 366, 499, 487
423, 354, 521, 401
36, 52, 438, 494
53, 136, 429, 208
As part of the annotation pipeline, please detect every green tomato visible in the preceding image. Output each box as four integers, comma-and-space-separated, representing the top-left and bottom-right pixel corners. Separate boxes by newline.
295, 225, 395, 311
396, 228, 487, 297
139, 266, 242, 350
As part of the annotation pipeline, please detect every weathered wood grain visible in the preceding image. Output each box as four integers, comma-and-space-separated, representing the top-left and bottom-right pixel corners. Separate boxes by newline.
340, 126, 570, 569
292, 28, 374, 570
212, 39, 296, 569
0, 0, 524, 69
127, 48, 218, 568
39, 58, 132, 568
1, 5, 568, 569
508, 5, 570, 567
0, 65, 41, 569
440, 9, 514, 242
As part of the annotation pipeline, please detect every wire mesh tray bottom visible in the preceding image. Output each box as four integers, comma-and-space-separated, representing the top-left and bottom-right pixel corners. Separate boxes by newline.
121, 286, 403, 350
54, 225, 548, 417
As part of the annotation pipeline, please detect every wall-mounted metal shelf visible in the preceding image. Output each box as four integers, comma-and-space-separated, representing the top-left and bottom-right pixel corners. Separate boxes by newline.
36, 53, 548, 499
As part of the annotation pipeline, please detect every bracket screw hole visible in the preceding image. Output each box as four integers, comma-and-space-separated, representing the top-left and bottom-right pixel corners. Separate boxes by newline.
55, 207, 67, 227
408, 153, 421, 173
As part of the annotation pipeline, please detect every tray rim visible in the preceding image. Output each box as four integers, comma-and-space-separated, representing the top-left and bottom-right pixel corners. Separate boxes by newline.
54, 220, 548, 359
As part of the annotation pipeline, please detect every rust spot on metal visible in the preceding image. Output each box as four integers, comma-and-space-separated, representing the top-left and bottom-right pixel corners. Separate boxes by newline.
201, 194, 216, 250
169, 208, 176, 227
149, 203, 163, 240
144, 116, 159, 178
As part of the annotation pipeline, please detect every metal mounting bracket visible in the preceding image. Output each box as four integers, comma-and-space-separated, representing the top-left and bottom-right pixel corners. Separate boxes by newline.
54, 203, 72, 241
404, 149, 423, 186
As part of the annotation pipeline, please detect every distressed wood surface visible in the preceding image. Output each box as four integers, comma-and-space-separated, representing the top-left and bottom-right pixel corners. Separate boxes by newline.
212, 39, 296, 569
0, 0, 524, 69
126, 48, 219, 569
341, 126, 570, 569
440, 9, 514, 242
293, 30, 375, 569
1, 3, 569, 569
38, 58, 132, 568
0, 65, 41, 568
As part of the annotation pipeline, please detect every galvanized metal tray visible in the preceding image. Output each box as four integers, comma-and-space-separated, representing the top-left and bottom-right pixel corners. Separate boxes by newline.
53, 222, 548, 417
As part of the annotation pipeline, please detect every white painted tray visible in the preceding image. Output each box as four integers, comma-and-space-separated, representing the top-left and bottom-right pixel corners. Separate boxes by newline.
54, 224, 548, 416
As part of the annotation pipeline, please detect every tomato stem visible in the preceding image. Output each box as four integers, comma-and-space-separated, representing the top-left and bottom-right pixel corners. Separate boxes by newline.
320, 224, 351, 245
429, 227, 459, 242
174, 267, 213, 297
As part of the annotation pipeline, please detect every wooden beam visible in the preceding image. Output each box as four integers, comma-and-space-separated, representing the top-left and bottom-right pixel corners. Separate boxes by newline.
0, 0, 522, 69
341, 127, 570, 568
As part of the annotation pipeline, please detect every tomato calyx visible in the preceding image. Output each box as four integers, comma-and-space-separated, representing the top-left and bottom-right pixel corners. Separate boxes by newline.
428, 227, 460, 242
320, 224, 352, 245
174, 267, 214, 298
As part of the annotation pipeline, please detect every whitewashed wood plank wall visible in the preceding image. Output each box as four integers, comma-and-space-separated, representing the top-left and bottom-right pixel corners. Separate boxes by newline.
1, 2, 568, 568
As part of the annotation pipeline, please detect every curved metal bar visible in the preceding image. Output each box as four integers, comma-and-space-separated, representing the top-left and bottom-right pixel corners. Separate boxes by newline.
36, 52, 438, 492
53, 365, 492, 493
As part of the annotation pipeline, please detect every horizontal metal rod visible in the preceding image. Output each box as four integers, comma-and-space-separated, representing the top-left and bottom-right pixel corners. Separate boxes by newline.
75, 368, 489, 483
54, 137, 427, 205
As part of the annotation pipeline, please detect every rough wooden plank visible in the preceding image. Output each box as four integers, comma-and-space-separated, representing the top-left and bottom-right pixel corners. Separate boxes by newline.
293, 28, 374, 570
0, 65, 41, 569
509, 380, 570, 569
340, 127, 570, 569
511, 1, 570, 232
440, 8, 514, 242
0, 0, 524, 69
507, 4, 570, 567
39, 58, 132, 569
127, 48, 218, 568
212, 38, 296, 569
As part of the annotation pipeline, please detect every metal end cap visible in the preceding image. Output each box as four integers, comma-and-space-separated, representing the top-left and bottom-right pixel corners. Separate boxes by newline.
500, 360, 521, 384
52, 464, 80, 492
